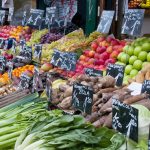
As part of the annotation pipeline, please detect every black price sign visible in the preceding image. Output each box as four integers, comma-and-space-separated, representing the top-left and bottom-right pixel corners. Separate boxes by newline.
106, 64, 125, 86
112, 98, 138, 142
72, 83, 93, 114
0, 10, 6, 25
121, 9, 145, 36
0, 38, 4, 49
97, 10, 115, 34
46, 73, 52, 101
4, 39, 8, 50
51, 49, 77, 71
7, 61, 13, 80
46, 7, 56, 29
33, 44, 42, 62
0, 56, 6, 73
26, 9, 44, 28
11, 39, 17, 53
141, 80, 150, 95
85, 68, 103, 77
19, 73, 31, 90
19, 39, 26, 53
20, 46, 32, 60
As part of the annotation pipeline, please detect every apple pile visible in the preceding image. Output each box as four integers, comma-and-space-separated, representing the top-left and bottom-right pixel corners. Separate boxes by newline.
75, 36, 126, 73
0, 26, 32, 41
117, 37, 150, 81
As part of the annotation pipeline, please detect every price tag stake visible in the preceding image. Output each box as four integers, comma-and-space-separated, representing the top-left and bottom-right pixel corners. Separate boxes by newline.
46, 73, 52, 101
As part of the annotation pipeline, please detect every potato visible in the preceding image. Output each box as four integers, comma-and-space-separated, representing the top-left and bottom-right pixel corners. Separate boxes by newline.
63, 87, 73, 98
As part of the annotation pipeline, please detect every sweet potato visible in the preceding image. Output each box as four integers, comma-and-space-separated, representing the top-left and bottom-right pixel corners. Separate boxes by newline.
58, 96, 72, 109
59, 84, 70, 92
93, 98, 102, 106
102, 93, 114, 103
135, 71, 145, 83
63, 87, 73, 98
103, 113, 112, 128
93, 94, 99, 103
135, 99, 150, 110
98, 76, 115, 88
145, 71, 150, 80
97, 88, 117, 97
86, 112, 100, 123
124, 94, 148, 105
93, 115, 107, 128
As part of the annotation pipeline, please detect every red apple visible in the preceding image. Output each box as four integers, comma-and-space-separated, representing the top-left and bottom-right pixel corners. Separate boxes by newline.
106, 36, 115, 43
41, 63, 53, 72
88, 58, 95, 64
96, 37, 105, 43
111, 40, 120, 46
100, 52, 110, 60
83, 50, 90, 56
80, 55, 86, 61
94, 53, 99, 59
105, 58, 116, 66
91, 42, 98, 51
85, 57, 90, 62
106, 46, 113, 53
110, 51, 119, 59
88, 51, 95, 58
94, 59, 105, 66
96, 46, 106, 54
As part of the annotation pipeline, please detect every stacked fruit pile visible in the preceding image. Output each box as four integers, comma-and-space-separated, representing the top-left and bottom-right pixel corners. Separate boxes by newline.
0, 26, 32, 41
117, 37, 150, 82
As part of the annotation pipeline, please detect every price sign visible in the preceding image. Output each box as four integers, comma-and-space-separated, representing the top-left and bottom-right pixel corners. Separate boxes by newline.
97, 10, 115, 33
20, 46, 32, 60
72, 83, 93, 114
33, 44, 42, 62
141, 80, 150, 95
19, 39, 26, 53
46, 7, 56, 29
11, 38, 17, 53
112, 98, 138, 142
26, 9, 44, 28
4, 39, 8, 50
0, 38, 5, 48
7, 61, 13, 80
46, 73, 52, 101
0, 10, 6, 25
0, 56, 6, 73
22, 11, 27, 26
51, 49, 77, 71
121, 9, 145, 36
19, 73, 31, 90
85, 68, 103, 77
106, 64, 125, 86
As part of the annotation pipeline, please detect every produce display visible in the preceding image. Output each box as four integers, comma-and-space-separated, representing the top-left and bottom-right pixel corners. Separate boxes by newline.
117, 37, 150, 83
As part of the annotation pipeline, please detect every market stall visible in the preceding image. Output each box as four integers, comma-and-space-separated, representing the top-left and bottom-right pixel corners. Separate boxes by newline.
0, 0, 150, 150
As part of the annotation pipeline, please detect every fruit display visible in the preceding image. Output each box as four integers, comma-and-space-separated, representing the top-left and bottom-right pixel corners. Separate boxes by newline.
130, 62, 150, 83
41, 30, 102, 63
0, 85, 17, 96
117, 37, 150, 83
0, 26, 32, 41
140, 0, 150, 8
128, 0, 143, 8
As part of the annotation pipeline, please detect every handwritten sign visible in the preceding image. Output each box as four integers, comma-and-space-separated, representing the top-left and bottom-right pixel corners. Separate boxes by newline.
72, 83, 93, 114
97, 10, 115, 33
121, 9, 145, 36
0, 38, 5, 48
51, 49, 77, 71
45, 7, 56, 29
46, 73, 52, 101
106, 64, 125, 86
19, 73, 31, 90
112, 98, 138, 142
85, 68, 103, 77
0, 56, 6, 73
141, 80, 150, 95
33, 44, 42, 62
20, 46, 32, 60
0, 10, 6, 25
7, 61, 13, 80
26, 9, 44, 28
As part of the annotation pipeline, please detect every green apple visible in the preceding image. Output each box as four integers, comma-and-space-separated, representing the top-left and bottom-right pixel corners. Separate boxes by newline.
147, 52, 150, 62
123, 45, 129, 53
129, 56, 137, 65
133, 59, 143, 70
126, 46, 134, 56
125, 65, 133, 75
134, 46, 142, 56
117, 52, 125, 61
130, 69, 138, 78
115, 61, 126, 66
142, 42, 150, 52
120, 53, 130, 64
138, 51, 148, 61
123, 75, 130, 84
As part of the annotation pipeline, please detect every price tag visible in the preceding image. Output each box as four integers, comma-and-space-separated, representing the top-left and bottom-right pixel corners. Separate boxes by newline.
46, 7, 56, 29
7, 61, 13, 80
26, 9, 44, 29
19, 39, 26, 53
141, 80, 150, 95
0, 56, 6, 73
0, 38, 5, 48
51, 49, 77, 71
11, 38, 17, 53
121, 9, 145, 36
0, 10, 6, 25
46, 73, 52, 101
106, 64, 125, 86
19, 73, 31, 90
20, 46, 32, 60
22, 11, 27, 26
4, 39, 8, 50
97, 10, 115, 34
72, 83, 93, 114
85, 68, 103, 77
33, 44, 42, 62
112, 98, 138, 142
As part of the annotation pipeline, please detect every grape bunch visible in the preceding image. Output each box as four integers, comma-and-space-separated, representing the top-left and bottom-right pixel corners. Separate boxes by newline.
40, 33, 63, 44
